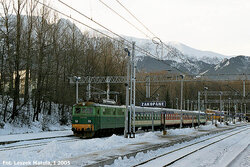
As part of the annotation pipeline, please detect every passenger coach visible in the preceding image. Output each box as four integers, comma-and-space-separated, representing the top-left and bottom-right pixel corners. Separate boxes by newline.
72, 102, 206, 138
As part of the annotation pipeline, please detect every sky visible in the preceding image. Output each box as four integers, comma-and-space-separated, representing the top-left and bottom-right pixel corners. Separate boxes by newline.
46, 0, 250, 56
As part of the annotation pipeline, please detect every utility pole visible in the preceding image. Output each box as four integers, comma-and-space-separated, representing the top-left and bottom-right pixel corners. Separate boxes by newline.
124, 48, 130, 138
191, 101, 193, 111
234, 102, 237, 124
243, 79, 246, 97
130, 46, 133, 134
204, 87, 208, 110
244, 103, 247, 122
176, 98, 178, 109
180, 75, 184, 128
87, 77, 91, 101
74, 76, 81, 103
183, 99, 185, 110
229, 98, 231, 122
151, 111, 154, 132
132, 42, 136, 137
146, 76, 150, 98
243, 78, 245, 122
106, 77, 110, 100
124, 42, 136, 138
219, 92, 222, 124
198, 91, 201, 126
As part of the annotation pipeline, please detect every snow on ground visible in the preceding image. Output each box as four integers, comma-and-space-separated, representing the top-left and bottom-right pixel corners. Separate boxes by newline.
0, 122, 71, 136
198, 122, 217, 131
216, 122, 228, 128
106, 124, 250, 167
0, 126, 203, 166
166, 127, 196, 136
0, 122, 248, 167
0, 131, 166, 165
228, 145, 250, 167
0, 130, 73, 143
228, 122, 235, 126
168, 126, 250, 167
0, 99, 72, 136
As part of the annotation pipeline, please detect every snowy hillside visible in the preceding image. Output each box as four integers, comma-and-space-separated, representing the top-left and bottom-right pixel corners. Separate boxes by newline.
203, 56, 250, 77
167, 41, 229, 64
124, 36, 250, 78
124, 36, 228, 65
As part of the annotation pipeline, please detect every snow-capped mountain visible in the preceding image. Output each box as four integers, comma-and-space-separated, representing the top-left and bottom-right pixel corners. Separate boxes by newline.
204, 56, 250, 76
127, 37, 250, 78
167, 41, 229, 64
137, 54, 250, 79
124, 36, 228, 65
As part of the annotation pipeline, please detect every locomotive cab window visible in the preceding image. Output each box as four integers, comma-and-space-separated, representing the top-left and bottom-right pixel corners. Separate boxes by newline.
82, 108, 93, 114
75, 108, 81, 114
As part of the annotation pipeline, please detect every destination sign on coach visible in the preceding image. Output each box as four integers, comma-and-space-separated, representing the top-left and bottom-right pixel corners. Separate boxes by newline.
141, 101, 166, 107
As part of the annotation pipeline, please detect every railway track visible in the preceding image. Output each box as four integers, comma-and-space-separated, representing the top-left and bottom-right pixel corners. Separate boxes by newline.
132, 126, 249, 167
0, 137, 81, 152
0, 134, 74, 145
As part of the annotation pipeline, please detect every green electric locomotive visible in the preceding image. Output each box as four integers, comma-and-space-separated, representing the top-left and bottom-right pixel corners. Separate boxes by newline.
72, 102, 206, 138
72, 102, 126, 137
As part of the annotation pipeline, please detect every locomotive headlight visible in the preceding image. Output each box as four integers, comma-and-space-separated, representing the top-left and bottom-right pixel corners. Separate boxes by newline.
88, 120, 91, 123
75, 120, 79, 123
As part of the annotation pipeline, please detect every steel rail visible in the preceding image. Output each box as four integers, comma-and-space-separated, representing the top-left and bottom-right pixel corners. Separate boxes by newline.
133, 126, 249, 167
0, 137, 81, 152
163, 127, 249, 166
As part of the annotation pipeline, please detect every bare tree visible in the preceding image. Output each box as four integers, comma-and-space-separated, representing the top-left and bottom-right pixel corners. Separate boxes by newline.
0, 0, 15, 122
33, 3, 51, 121
23, 0, 37, 105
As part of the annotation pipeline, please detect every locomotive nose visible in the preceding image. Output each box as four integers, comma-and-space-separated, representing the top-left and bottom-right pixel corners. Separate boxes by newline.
72, 124, 94, 131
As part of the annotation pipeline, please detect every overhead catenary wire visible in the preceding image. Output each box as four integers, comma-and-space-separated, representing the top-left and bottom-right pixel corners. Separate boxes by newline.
32, 1, 250, 78
115, 0, 157, 38
56, 0, 153, 56
98, 0, 153, 39
57, 0, 131, 47
97, 0, 187, 74
101, 0, 192, 71
34, 0, 126, 47
57, 0, 154, 56
114, 0, 193, 68
35, 0, 167, 67
54, 0, 187, 74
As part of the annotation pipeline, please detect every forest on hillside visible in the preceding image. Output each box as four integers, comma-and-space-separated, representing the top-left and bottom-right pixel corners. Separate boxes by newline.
0, 0, 248, 126
0, 0, 127, 125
